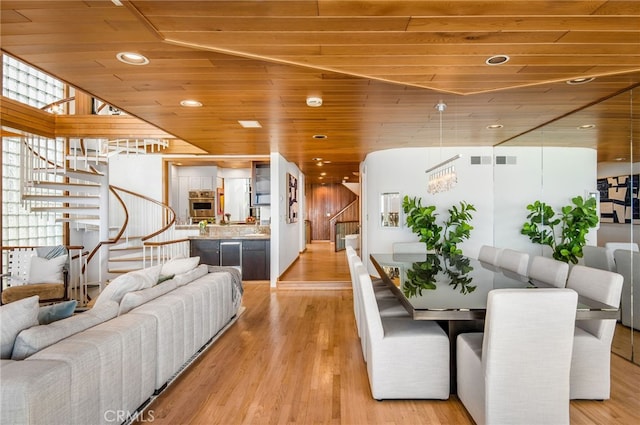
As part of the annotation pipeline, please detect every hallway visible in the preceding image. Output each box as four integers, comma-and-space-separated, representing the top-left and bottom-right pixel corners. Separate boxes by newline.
278, 241, 351, 289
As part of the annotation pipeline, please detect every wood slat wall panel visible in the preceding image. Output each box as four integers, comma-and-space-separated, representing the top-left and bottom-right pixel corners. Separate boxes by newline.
0, 97, 55, 138
307, 183, 357, 240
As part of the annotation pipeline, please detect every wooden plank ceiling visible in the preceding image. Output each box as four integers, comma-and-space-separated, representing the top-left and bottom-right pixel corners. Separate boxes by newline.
1, 0, 639, 183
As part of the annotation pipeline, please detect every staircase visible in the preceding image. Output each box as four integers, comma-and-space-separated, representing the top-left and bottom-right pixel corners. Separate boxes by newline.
19, 136, 175, 303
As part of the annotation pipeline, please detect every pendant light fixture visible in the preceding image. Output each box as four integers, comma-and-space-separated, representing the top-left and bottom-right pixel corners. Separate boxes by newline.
426, 101, 460, 194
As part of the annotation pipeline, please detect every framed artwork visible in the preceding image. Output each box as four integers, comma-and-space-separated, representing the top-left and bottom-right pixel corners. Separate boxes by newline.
287, 172, 298, 223
597, 174, 640, 224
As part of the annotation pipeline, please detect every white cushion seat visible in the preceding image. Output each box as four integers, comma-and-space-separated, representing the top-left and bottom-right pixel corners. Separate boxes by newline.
356, 263, 449, 400
457, 288, 578, 424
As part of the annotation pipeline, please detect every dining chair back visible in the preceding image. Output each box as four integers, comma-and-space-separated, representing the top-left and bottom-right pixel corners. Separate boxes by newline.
392, 242, 428, 254
612, 249, 640, 330
355, 263, 449, 400
604, 242, 639, 252
529, 255, 569, 288
565, 265, 623, 400
457, 288, 578, 425
497, 248, 529, 276
477, 245, 502, 266
582, 246, 615, 271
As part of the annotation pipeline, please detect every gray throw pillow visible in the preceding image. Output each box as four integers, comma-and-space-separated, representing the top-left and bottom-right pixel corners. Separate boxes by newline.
0, 295, 40, 358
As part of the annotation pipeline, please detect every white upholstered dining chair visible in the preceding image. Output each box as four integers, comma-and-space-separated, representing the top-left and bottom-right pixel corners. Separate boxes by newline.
457, 288, 578, 425
565, 265, 623, 400
497, 248, 529, 276
346, 247, 408, 363
355, 262, 449, 400
528, 255, 569, 288
582, 245, 615, 272
613, 249, 640, 330
477, 245, 502, 266
392, 242, 428, 254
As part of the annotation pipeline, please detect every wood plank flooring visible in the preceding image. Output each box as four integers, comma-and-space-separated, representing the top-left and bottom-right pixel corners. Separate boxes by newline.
140, 281, 640, 425
278, 241, 351, 289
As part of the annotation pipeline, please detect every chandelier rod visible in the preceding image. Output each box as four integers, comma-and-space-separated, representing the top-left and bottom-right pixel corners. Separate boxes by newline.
425, 154, 461, 174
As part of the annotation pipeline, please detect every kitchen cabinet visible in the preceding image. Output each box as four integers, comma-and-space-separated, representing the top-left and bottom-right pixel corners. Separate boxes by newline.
189, 238, 270, 280
252, 161, 270, 206
242, 239, 270, 280
190, 239, 220, 266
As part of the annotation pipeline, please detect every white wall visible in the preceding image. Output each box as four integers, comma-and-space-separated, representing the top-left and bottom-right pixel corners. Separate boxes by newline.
362, 146, 597, 274
270, 152, 304, 287
362, 146, 494, 271
110, 154, 164, 199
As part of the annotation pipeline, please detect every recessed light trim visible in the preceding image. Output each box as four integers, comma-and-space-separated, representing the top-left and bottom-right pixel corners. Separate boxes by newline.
306, 96, 323, 107
180, 99, 202, 107
485, 55, 510, 66
116, 52, 149, 65
238, 120, 262, 128
615, 157, 627, 161
567, 77, 595, 85
313, 134, 327, 139
577, 124, 596, 130
311, 157, 323, 161
486, 124, 504, 129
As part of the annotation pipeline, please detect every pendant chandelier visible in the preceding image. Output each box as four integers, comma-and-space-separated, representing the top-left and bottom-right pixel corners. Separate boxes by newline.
426, 101, 460, 194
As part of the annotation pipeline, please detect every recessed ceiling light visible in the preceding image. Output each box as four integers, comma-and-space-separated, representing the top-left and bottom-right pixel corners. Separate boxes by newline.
343, 176, 349, 180
320, 172, 327, 176
486, 124, 504, 129
615, 157, 627, 161
312, 157, 323, 161
238, 120, 262, 128
323, 160, 332, 164
567, 77, 595, 85
577, 124, 596, 130
116, 52, 149, 65
316, 162, 323, 166
485, 55, 510, 66
313, 134, 327, 139
180, 99, 202, 107
306, 96, 323, 107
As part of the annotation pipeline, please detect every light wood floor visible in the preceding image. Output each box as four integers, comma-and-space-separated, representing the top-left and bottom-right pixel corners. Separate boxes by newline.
141, 259, 640, 424
278, 241, 351, 289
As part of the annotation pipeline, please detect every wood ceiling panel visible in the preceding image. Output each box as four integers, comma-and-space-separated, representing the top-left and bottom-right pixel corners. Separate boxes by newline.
1, 0, 639, 184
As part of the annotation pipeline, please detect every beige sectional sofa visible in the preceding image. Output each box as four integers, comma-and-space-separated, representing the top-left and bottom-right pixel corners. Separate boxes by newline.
0, 262, 242, 425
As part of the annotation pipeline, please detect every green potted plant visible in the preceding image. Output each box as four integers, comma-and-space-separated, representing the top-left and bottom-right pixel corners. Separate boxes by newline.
402, 195, 476, 255
520, 195, 599, 264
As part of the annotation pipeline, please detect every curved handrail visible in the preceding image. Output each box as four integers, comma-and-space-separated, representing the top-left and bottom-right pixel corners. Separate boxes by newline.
109, 185, 176, 241
143, 238, 190, 247
82, 186, 129, 273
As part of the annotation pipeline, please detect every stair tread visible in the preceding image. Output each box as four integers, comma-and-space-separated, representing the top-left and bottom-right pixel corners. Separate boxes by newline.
109, 256, 144, 262
31, 206, 99, 210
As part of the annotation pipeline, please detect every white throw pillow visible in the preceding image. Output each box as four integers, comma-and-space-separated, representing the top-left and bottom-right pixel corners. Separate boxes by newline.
27, 255, 67, 284
161, 256, 200, 277
0, 295, 40, 359
93, 265, 162, 307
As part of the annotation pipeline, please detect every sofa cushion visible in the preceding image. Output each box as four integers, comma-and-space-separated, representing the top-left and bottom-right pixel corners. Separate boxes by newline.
161, 256, 200, 277
118, 279, 178, 316
174, 264, 209, 287
11, 300, 119, 360
93, 265, 162, 308
28, 255, 67, 284
38, 300, 78, 325
0, 296, 39, 359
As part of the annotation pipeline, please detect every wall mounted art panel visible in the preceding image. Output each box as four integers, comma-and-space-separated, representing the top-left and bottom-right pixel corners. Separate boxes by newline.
597, 174, 639, 224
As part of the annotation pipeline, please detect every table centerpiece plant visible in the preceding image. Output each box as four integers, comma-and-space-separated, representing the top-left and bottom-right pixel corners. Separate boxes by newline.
402, 195, 476, 256
520, 195, 599, 264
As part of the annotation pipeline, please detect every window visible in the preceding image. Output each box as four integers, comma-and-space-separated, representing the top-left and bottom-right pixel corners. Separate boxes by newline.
2, 54, 65, 252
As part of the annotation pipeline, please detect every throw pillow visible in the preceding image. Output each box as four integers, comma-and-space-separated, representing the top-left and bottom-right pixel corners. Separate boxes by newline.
38, 299, 78, 325
0, 295, 40, 359
27, 254, 67, 284
93, 265, 162, 307
161, 256, 200, 276
157, 274, 175, 284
